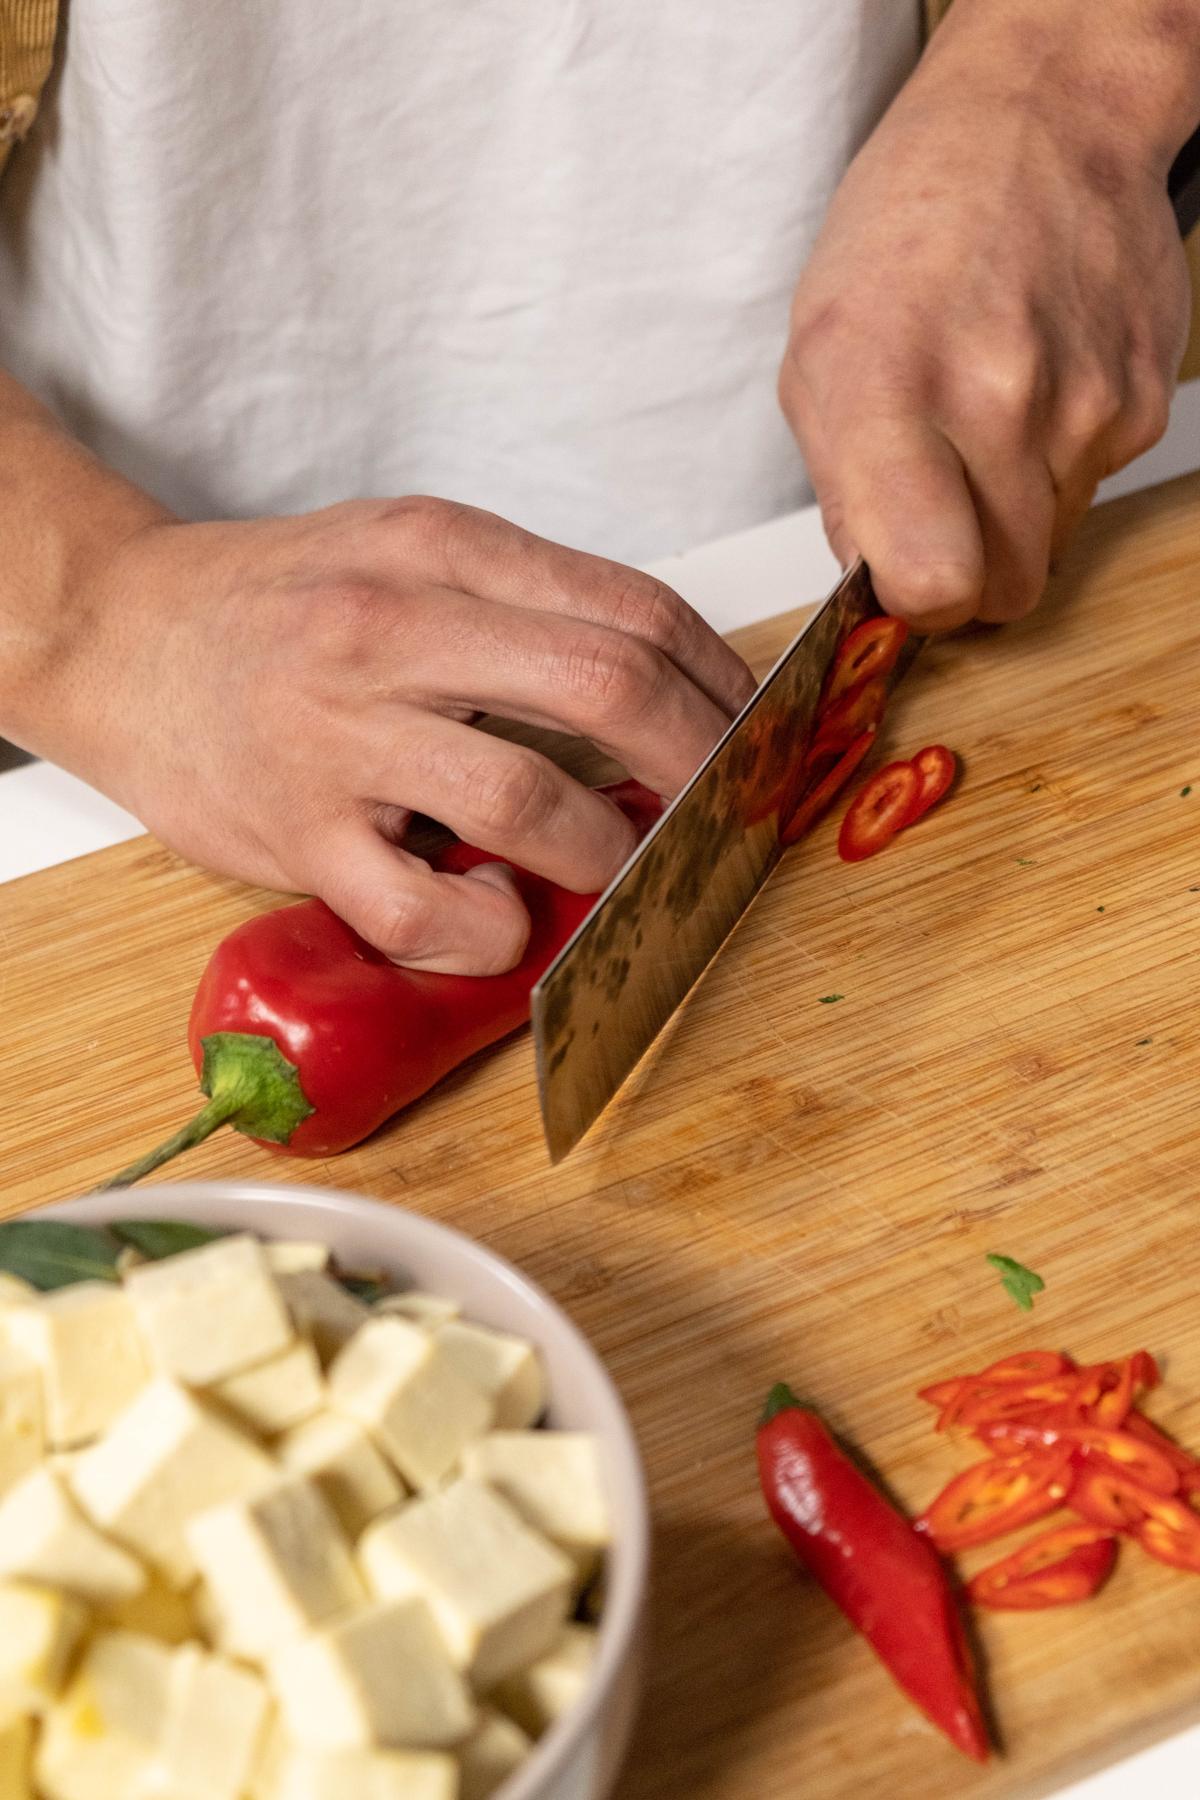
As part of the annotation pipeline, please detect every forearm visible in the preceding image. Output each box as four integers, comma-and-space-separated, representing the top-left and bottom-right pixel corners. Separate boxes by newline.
0, 369, 167, 755
924, 0, 1200, 179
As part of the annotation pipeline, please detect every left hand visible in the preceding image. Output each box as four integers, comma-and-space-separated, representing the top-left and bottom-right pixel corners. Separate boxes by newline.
779, 6, 1193, 631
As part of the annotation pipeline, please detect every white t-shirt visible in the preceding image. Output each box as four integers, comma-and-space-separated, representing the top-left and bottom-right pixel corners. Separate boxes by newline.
0, 3, 919, 564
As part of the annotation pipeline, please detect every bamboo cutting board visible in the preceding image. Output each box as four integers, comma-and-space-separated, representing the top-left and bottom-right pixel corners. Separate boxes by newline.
3, 473, 1200, 1798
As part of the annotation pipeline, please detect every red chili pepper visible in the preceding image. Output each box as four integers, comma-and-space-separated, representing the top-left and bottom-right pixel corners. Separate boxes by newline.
779, 729, 876, 847
806, 676, 889, 762
1124, 1411, 1200, 1486
1069, 1465, 1159, 1532
906, 745, 958, 824
1133, 1493, 1200, 1572
837, 761, 922, 863
917, 1449, 1074, 1552
100, 780, 662, 1185
978, 1351, 1073, 1384
757, 1384, 988, 1763
968, 1524, 1117, 1611
822, 616, 909, 706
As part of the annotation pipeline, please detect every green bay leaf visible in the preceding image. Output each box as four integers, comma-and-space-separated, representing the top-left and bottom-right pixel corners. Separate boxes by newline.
108, 1219, 228, 1261
0, 1220, 122, 1290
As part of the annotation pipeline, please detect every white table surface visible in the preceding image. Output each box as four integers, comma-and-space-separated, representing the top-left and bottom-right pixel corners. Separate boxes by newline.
4, 382, 1200, 1794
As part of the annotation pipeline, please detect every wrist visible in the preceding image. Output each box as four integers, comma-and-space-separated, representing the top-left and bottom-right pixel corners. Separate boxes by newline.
0, 378, 170, 765
926, 0, 1200, 183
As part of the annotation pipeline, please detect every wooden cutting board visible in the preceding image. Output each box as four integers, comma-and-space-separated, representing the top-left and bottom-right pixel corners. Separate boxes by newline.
3, 472, 1200, 1798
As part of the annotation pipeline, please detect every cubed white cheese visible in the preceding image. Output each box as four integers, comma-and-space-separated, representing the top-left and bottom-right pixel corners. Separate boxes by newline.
70, 1378, 275, 1587
375, 1291, 461, 1329
456, 1709, 532, 1800
35, 1630, 173, 1800
102, 1578, 197, 1647
434, 1321, 545, 1430
0, 1714, 32, 1798
276, 1412, 404, 1538
329, 1319, 493, 1490
277, 1273, 368, 1367
359, 1478, 573, 1690
268, 1599, 475, 1752
266, 1746, 458, 1800
0, 1468, 145, 1606
187, 1475, 365, 1663
156, 1644, 271, 1799
0, 1347, 44, 1500
265, 1242, 331, 1276
460, 1431, 610, 1580
0, 1580, 88, 1716
492, 1624, 597, 1739
126, 1236, 293, 1385
209, 1339, 325, 1437
3, 1284, 150, 1448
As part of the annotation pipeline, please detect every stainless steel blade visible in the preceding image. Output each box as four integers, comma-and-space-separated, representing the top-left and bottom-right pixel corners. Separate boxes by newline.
533, 561, 914, 1161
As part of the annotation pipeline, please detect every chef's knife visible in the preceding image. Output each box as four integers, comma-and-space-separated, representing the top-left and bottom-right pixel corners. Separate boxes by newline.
531, 561, 917, 1161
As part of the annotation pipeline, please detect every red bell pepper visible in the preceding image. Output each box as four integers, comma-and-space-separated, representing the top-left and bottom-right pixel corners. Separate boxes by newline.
968, 1524, 1117, 1611
101, 780, 662, 1185
757, 1383, 989, 1763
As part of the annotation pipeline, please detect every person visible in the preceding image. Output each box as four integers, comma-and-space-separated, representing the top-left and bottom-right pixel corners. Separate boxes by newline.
0, 1, 1194, 974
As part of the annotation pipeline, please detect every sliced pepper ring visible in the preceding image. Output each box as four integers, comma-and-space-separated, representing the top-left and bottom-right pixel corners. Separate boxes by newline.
968, 1523, 1117, 1611
918, 1447, 1075, 1553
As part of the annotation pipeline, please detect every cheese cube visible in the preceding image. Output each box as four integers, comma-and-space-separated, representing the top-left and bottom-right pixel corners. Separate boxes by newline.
157, 1644, 271, 1799
35, 1630, 173, 1800
359, 1478, 572, 1690
375, 1291, 461, 1329
0, 1469, 145, 1606
3, 1284, 149, 1448
70, 1378, 275, 1586
0, 1347, 43, 1500
268, 1598, 474, 1752
209, 1340, 325, 1437
0, 1715, 32, 1798
434, 1322, 545, 1430
187, 1475, 365, 1662
276, 1412, 403, 1538
492, 1624, 597, 1739
456, 1709, 531, 1800
460, 1432, 610, 1579
265, 1242, 331, 1276
277, 1273, 368, 1366
103, 1578, 197, 1647
126, 1236, 293, 1385
329, 1319, 492, 1490
266, 1746, 458, 1800
0, 1581, 88, 1715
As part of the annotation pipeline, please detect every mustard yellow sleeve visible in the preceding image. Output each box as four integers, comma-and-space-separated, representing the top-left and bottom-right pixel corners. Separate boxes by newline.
0, 0, 60, 179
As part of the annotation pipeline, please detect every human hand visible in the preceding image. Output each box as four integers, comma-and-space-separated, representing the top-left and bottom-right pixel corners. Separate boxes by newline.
57, 497, 755, 973
780, 0, 1195, 630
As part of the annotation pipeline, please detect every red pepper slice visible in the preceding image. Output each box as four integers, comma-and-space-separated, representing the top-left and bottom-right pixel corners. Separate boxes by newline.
837, 761, 922, 863
1124, 1411, 1200, 1487
905, 745, 958, 825
968, 1524, 1117, 1611
807, 676, 889, 762
976, 1421, 1179, 1495
918, 1448, 1074, 1552
758, 1384, 989, 1762
823, 616, 909, 706
917, 1378, 968, 1410
1133, 1493, 1200, 1572
956, 1374, 1086, 1431
1069, 1465, 1160, 1532
780, 730, 876, 847
979, 1352, 1073, 1385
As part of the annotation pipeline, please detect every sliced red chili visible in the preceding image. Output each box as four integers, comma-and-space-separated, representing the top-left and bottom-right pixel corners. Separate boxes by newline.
968, 1523, 1117, 1611
957, 1374, 1085, 1431
1124, 1411, 1200, 1485
823, 616, 909, 706
837, 761, 922, 864
807, 676, 889, 762
918, 1378, 968, 1410
1133, 1493, 1200, 1572
905, 745, 958, 824
1068, 1465, 1159, 1532
780, 730, 876, 847
979, 1352, 1073, 1385
918, 1448, 1074, 1552
977, 1421, 1179, 1495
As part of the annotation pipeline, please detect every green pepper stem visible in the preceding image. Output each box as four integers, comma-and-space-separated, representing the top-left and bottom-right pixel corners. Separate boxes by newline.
761, 1382, 807, 1424
96, 1095, 241, 1190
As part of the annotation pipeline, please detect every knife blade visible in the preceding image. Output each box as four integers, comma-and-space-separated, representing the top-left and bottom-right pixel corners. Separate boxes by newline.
532, 560, 918, 1161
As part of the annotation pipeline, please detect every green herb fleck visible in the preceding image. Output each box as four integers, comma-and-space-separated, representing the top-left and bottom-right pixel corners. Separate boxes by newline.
1029, 783, 1042, 793
986, 1252, 1045, 1313
1015, 858, 1037, 867
1096, 905, 1105, 913
1182, 786, 1193, 798
1136, 1037, 1153, 1047
818, 994, 844, 1005
109, 1219, 227, 1261
338, 1274, 389, 1305
0, 1220, 123, 1291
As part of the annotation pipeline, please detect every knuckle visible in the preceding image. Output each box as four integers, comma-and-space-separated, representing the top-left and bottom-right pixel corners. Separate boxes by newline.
600, 570, 686, 655
375, 494, 483, 562
960, 335, 1044, 423
472, 753, 559, 843
885, 556, 982, 621
1060, 368, 1124, 449
355, 880, 438, 961
1118, 386, 1171, 461
563, 631, 663, 720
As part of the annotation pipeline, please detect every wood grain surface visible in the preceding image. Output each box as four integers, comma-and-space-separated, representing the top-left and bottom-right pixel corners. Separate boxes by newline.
3, 473, 1200, 1797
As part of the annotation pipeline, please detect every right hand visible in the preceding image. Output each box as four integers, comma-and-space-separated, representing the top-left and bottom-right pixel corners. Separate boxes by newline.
58, 496, 756, 973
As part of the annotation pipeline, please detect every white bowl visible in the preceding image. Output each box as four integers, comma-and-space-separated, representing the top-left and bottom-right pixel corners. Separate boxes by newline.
45, 1179, 650, 1800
